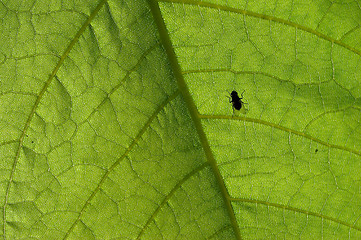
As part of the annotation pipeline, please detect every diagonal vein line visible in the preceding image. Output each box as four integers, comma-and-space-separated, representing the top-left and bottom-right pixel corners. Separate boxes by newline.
200, 114, 361, 157
137, 162, 209, 239
2, 1, 107, 239
0, 140, 19, 147
158, 0, 361, 57
78, 43, 160, 126
63, 90, 180, 239
148, 1, 242, 239
230, 197, 361, 232
182, 69, 316, 86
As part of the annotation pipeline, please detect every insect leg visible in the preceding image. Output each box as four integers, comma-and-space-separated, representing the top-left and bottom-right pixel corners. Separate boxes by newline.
226, 95, 231, 102
240, 90, 245, 99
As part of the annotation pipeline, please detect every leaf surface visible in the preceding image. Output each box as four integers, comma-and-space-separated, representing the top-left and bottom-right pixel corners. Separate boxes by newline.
1, 0, 361, 239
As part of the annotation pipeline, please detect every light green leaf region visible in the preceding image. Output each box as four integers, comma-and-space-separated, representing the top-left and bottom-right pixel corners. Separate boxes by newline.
0, 0, 361, 239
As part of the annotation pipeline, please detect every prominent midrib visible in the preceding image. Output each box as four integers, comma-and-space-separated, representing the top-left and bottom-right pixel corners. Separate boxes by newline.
2, 0, 107, 239
159, 0, 361, 57
148, 0, 242, 239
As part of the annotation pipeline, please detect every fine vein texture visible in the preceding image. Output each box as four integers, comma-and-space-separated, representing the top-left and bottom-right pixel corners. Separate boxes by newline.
0, 0, 361, 239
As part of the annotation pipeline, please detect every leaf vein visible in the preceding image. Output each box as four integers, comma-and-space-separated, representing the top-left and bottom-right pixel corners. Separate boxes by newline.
159, 0, 361, 57
62, 90, 180, 239
230, 197, 361, 232
2, 1, 107, 238
136, 162, 209, 239
148, 1, 242, 239
200, 115, 361, 157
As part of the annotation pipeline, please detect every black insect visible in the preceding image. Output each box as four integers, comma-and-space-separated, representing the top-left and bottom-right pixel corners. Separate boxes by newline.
229, 90, 246, 111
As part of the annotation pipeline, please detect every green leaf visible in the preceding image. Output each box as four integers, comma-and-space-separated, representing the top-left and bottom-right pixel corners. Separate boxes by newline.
1, 0, 361, 239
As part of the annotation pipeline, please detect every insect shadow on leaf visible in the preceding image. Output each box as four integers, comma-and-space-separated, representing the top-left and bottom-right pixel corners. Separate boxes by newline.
227, 90, 247, 115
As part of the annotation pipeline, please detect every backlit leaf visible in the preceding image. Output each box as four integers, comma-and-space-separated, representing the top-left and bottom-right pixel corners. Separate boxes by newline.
1, 0, 361, 239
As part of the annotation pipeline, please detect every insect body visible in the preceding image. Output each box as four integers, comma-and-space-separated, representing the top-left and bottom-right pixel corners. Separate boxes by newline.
229, 90, 245, 111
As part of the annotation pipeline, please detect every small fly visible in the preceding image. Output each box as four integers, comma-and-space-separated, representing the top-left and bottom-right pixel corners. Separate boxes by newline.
228, 90, 247, 114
